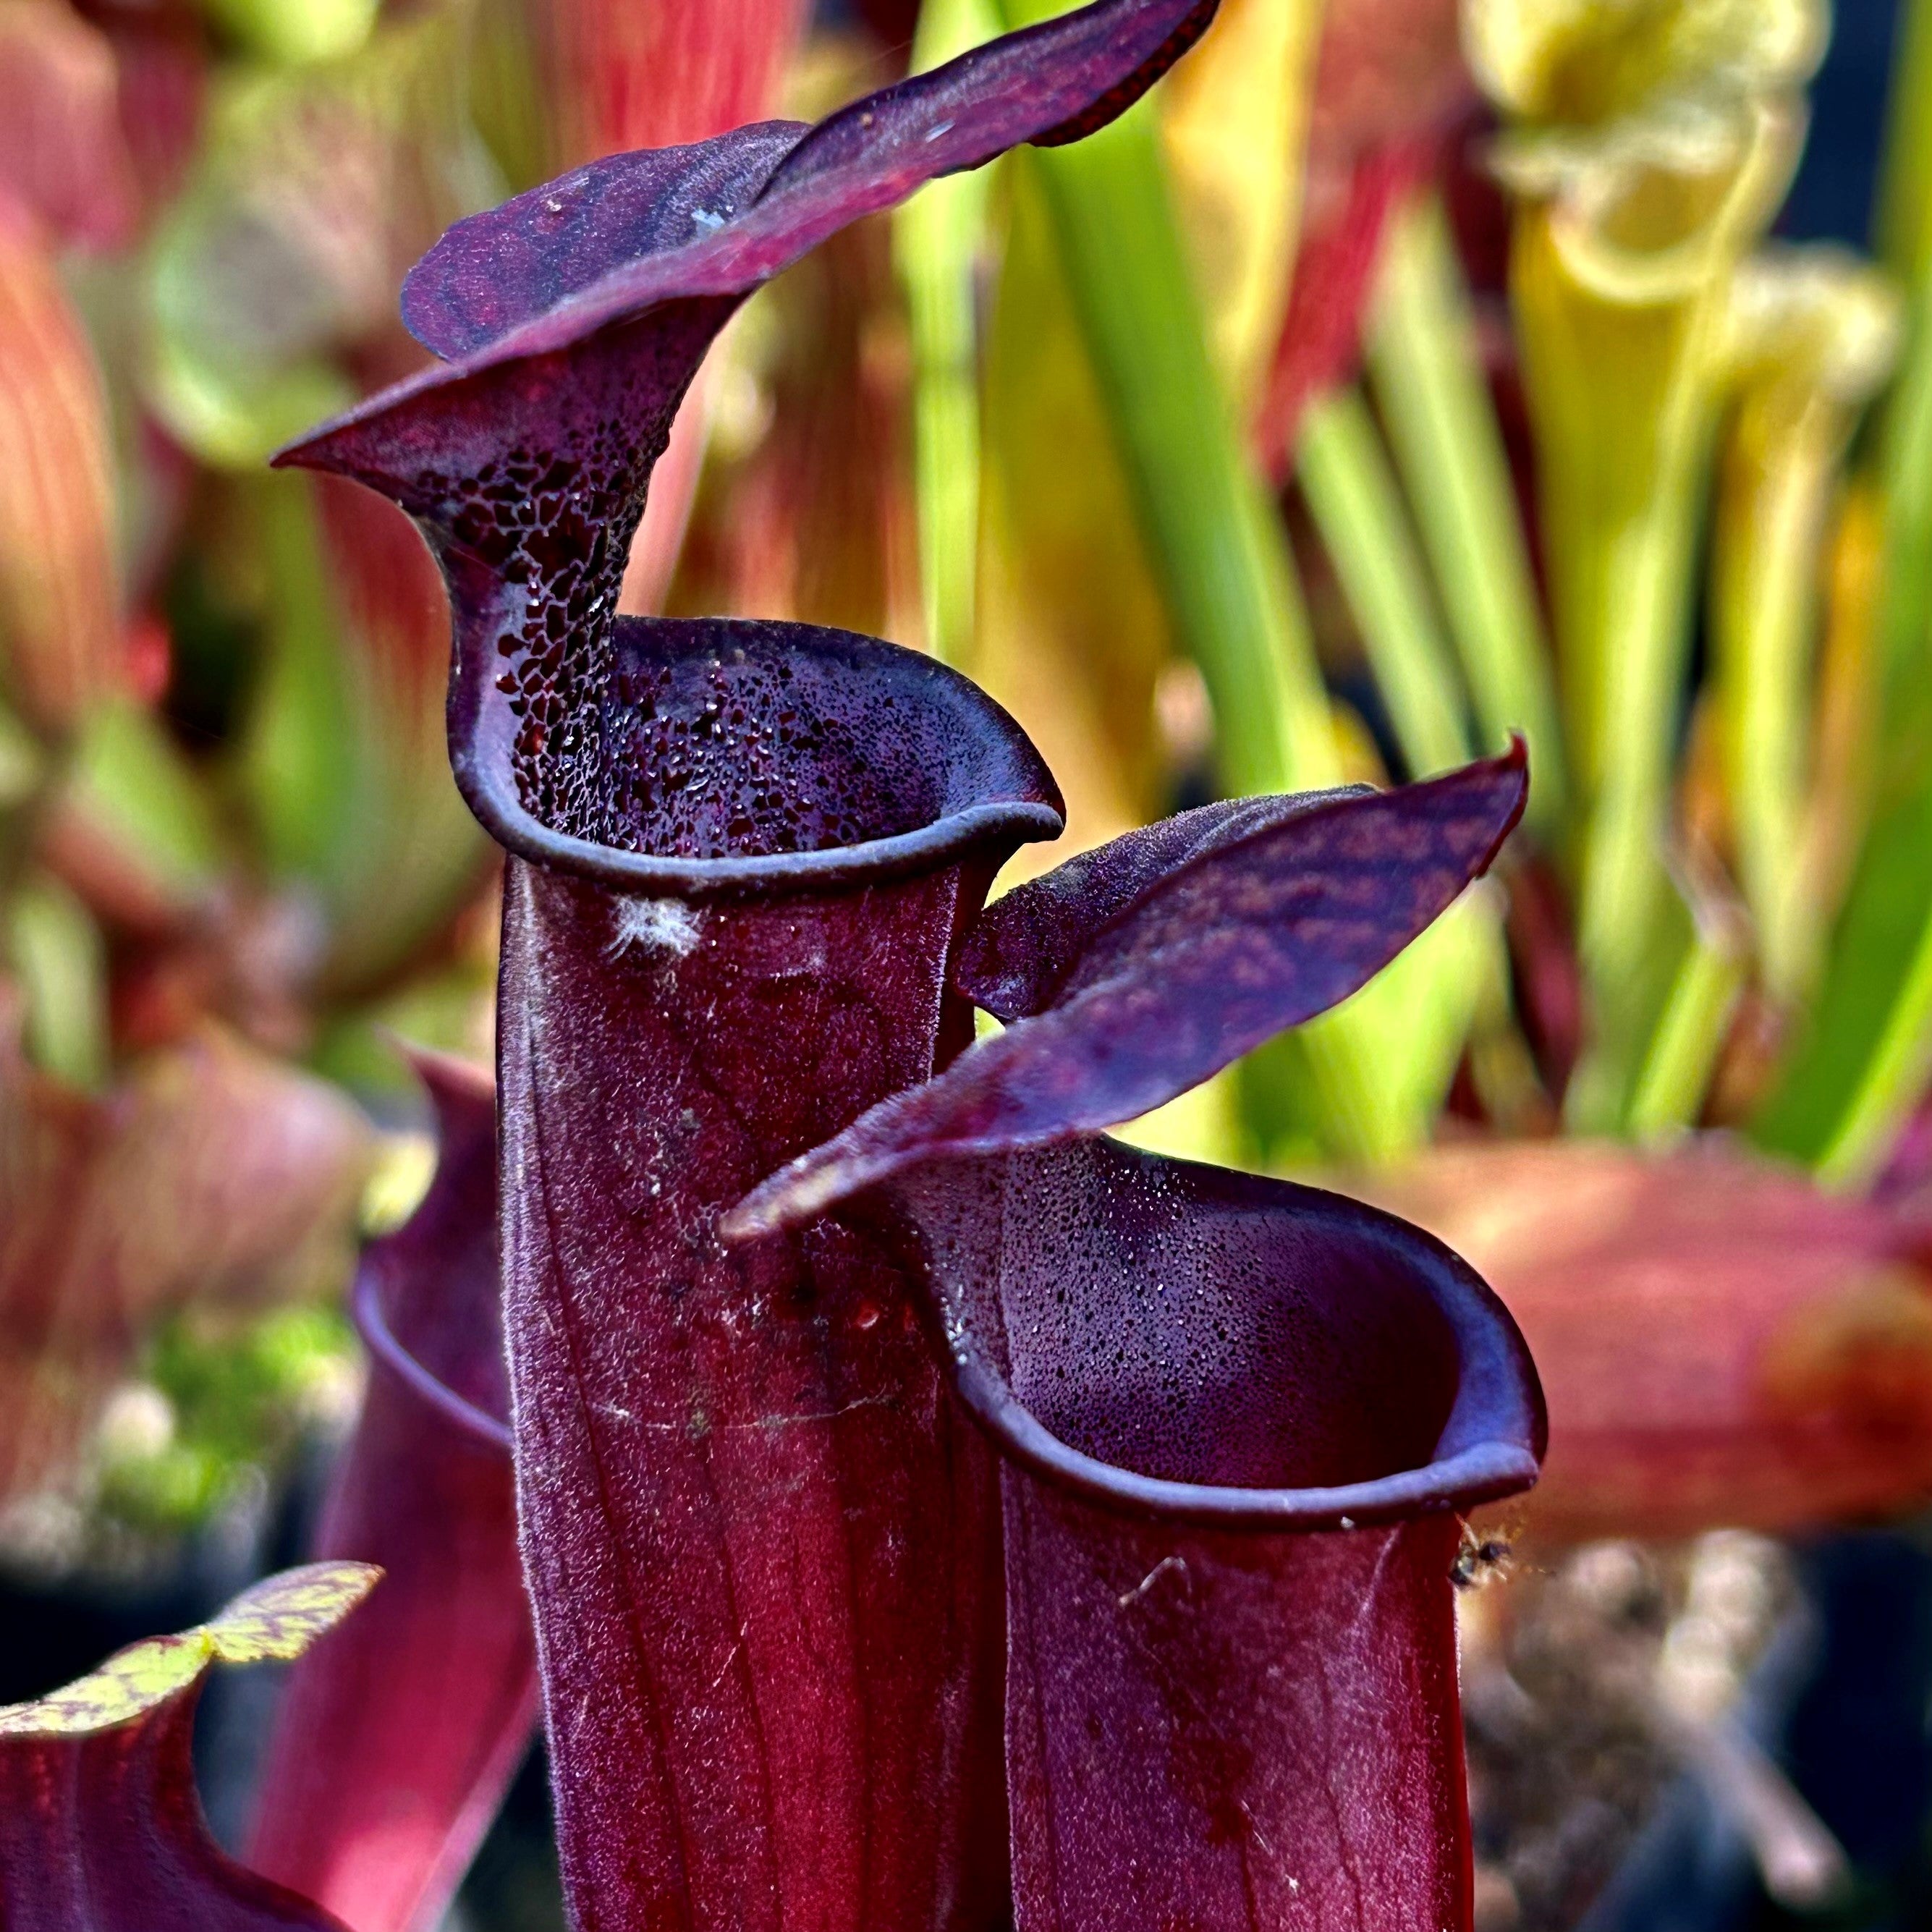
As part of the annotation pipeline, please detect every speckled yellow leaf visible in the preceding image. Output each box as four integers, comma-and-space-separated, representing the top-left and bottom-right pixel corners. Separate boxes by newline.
0, 1562, 379, 1737
204, 1561, 384, 1664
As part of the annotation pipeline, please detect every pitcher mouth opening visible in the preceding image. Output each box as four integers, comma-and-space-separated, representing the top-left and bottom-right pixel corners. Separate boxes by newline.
899, 1148, 1547, 1533
354, 1259, 511, 1454
457, 616, 1064, 898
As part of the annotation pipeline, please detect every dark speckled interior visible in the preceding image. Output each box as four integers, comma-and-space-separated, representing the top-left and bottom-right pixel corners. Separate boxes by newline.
594, 618, 1056, 862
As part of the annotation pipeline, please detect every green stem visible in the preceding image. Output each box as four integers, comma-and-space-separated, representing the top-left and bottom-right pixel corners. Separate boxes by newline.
1625, 925, 1748, 1143
1778, 258, 1932, 1171
247, 473, 364, 901
1577, 415, 1706, 944
1809, 242, 1932, 1174
1563, 363, 1713, 1132
0, 700, 50, 902
1877, 0, 1932, 282
991, 1, 1336, 794
994, 0, 1494, 1161
1876, 268, 1932, 707
1817, 904, 1932, 1188
894, 0, 999, 666
1368, 195, 1566, 823
63, 698, 222, 902
7, 873, 108, 1088
1296, 384, 1471, 778
1711, 427, 1830, 1000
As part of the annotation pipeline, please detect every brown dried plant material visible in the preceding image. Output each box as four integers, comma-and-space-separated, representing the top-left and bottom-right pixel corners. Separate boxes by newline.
1461, 1536, 1799, 1931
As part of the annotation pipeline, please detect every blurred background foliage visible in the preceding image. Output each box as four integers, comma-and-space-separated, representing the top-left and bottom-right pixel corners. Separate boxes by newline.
10, 0, 1932, 1918
0, 0, 1922, 1535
